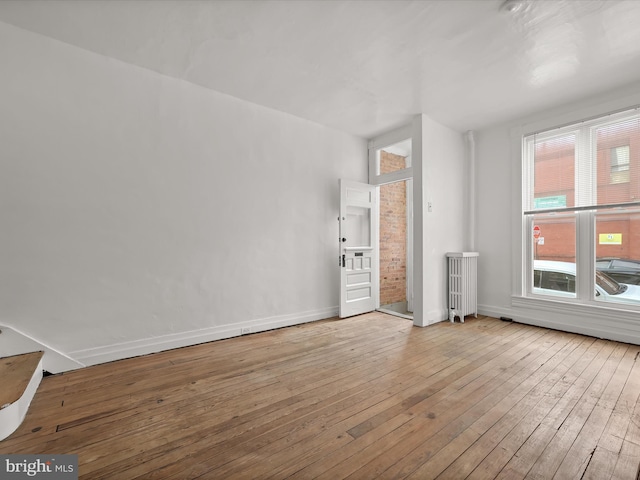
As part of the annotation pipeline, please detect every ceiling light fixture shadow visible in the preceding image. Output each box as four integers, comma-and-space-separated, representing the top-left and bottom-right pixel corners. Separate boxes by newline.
499, 0, 530, 14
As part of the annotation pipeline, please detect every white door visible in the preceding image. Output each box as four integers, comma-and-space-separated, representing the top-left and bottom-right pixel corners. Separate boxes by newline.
339, 179, 378, 318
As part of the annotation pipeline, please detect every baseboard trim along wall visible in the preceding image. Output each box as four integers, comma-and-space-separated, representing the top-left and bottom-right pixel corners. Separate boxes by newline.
70, 306, 339, 367
0, 325, 84, 373
477, 304, 514, 322
413, 308, 450, 327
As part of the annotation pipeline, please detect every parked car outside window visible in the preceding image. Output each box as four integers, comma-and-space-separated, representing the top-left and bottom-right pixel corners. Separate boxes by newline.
533, 260, 640, 305
595, 258, 640, 285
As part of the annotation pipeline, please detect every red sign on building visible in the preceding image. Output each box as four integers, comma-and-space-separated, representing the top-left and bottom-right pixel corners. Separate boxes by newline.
533, 225, 541, 239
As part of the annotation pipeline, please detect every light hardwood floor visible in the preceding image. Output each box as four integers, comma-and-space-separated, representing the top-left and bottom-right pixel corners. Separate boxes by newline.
0, 351, 43, 408
1, 313, 640, 479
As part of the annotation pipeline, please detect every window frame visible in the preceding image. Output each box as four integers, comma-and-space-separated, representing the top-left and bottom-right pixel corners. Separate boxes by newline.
368, 124, 413, 186
519, 108, 640, 312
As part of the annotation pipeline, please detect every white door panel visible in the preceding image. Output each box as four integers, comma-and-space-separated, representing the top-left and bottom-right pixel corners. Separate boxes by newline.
339, 180, 378, 318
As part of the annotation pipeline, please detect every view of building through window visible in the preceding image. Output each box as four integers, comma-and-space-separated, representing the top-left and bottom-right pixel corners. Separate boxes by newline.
525, 111, 640, 305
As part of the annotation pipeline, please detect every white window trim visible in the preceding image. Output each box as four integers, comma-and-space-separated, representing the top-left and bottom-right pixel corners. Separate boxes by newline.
368, 124, 413, 185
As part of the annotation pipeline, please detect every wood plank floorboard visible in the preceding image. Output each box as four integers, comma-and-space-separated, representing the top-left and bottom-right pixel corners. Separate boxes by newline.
356, 330, 574, 479
0, 351, 44, 407
298, 328, 555, 480
370, 332, 591, 480
1, 313, 639, 480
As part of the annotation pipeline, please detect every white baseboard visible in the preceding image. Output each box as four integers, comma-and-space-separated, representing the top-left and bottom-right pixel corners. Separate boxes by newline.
70, 306, 339, 367
478, 304, 514, 320
414, 308, 449, 327
0, 325, 84, 373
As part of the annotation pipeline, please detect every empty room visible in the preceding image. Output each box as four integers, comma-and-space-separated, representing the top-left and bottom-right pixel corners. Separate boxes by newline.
2, 1, 640, 479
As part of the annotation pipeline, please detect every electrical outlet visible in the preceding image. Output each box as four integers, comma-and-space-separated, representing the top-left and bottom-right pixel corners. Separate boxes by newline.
241, 327, 252, 335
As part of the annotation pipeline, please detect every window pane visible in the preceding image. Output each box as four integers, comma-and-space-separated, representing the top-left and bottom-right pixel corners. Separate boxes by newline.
533, 134, 575, 210
595, 211, 640, 307
346, 205, 371, 247
595, 117, 640, 205
376, 139, 411, 176
532, 214, 576, 262
610, 145, 630, 184
532, 213, 576, 298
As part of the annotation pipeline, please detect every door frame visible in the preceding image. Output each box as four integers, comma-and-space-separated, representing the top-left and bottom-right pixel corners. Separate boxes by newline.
368, 122, 420, 323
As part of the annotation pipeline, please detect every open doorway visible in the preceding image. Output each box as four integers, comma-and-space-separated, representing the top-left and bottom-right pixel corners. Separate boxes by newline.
376, 148, 413, 320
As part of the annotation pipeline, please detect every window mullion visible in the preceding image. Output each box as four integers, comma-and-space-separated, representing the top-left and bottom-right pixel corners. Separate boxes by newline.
575, 125, 593, 208
576, 210, 595, 301
523, 215, 533, 296
575, 126, 595, 301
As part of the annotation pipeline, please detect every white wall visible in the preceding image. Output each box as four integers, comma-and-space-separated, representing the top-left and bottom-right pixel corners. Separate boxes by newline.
476, 82, 640, 344
414, 115, 466, 326
475, 126, 513, 318
0, 21, 367, 369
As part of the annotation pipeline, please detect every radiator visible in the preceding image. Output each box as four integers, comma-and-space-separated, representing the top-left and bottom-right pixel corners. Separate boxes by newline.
446, 252, 479, 323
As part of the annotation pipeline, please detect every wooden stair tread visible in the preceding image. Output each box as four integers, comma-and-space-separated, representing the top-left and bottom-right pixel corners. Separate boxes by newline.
0, 351, 44, 408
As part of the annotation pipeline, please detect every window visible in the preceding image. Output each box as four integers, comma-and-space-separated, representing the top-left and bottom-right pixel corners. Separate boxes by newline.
368, 124, 413, 186
610, 145, 630, 184
523, 110, 640, 308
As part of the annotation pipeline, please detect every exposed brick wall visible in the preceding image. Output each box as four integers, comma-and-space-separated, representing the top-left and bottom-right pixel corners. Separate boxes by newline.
380, 151, 407, 305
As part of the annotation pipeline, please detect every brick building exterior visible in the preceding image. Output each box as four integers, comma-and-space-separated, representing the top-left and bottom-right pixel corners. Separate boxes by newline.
534, 120, 640, 263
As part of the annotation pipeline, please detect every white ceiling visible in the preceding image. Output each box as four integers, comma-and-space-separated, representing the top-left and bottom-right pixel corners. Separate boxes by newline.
2, 0, 640, 138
